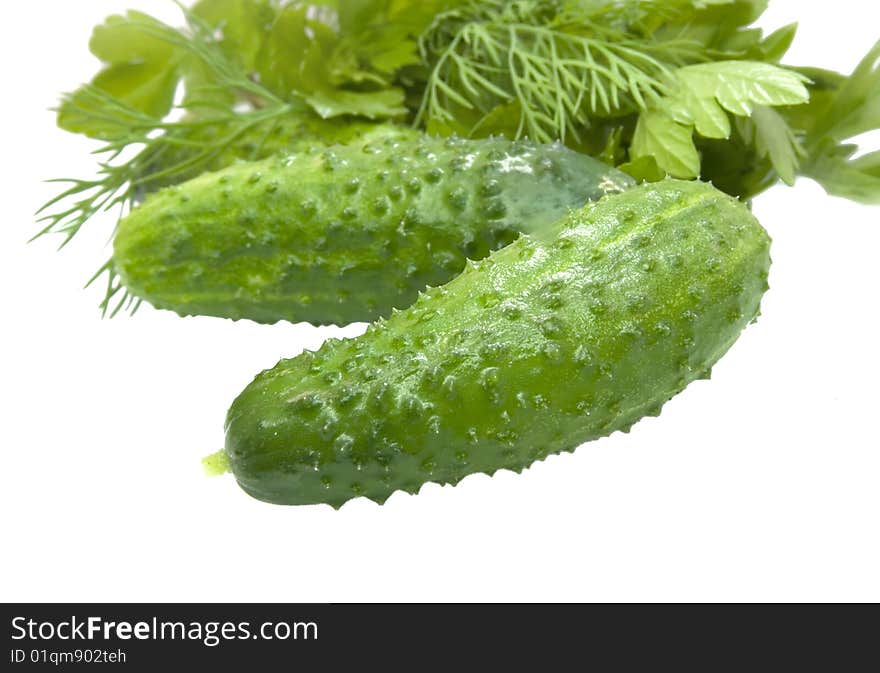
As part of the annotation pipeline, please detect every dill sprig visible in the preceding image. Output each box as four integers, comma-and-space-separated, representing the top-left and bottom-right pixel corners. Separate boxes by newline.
416, 0, 704, 143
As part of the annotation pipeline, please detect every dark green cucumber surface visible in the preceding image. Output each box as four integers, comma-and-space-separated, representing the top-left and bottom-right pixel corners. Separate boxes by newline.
223, 180, 772, 507
114, 133, 633, 325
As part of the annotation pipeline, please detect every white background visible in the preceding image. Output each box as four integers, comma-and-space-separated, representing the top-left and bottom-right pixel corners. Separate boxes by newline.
1, 1, 878, 603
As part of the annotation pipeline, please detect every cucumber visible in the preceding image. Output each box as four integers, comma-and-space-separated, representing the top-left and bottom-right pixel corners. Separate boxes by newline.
220, 180, 772, 507
114, 134, 633, 325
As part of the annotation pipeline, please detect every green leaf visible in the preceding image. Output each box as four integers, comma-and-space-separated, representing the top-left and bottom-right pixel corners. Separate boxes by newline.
88, 11, 178, 64
793, 42, 880, 204
94, 62, 178, 117
804, 147, 880, 204
330, 0, 454, 76
629, 60, 808, 180
747, 106, 803, 185
618, 155, 666, 183
631, 109, 700, 179
782, 67, 846, 134
58, 11, 182, 138
184, 0, 276, 105
697, 131, 777, 200
333, 0, 385, 36
817, 40, 880, 141
651, 0, 770, 53
470, 101, 524, 139
852, 149, 880, 175
664, 87, 731, 139
675, 61, 810, 117
305, 88, 407, 119
597, 126, 625, 167
254, 3, 405, 120
56, 84, 157, 140
759, 23, 798, 63
191, 0, 275, 71
368, 40, 421, 74
719, 27, 764, 56
425, 115, 473, 137
257, 5, 338, 97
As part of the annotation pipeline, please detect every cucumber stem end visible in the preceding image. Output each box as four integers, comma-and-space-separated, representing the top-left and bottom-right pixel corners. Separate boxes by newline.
202, 449, 230, 476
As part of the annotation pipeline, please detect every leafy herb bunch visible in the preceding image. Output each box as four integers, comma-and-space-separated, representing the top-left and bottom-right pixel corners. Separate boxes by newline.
416, 0, 879, 200
42, 0, 880, 260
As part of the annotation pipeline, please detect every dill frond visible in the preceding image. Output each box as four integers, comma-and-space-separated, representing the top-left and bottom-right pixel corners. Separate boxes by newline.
416, 0, 704, 142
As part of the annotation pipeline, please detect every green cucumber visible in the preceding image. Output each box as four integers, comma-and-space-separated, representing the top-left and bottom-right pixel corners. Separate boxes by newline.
114, 133, 633, 325
219, 179, 772, 507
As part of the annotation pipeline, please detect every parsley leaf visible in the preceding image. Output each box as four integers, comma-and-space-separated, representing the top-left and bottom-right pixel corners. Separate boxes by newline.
797, 40, 880, 203
631, 61, 809, 178
88, 10, 179, 63
804, 147, 880, 204
745, 107, 803, 185
305, 88, 407, 120
676, 61, 810, 115
332, 0, 453, 74
190, 0, 274, 72
618, 155, 667, 183
758, 23, 798, 63
255, 3, 410, 119
631, 110, 701, 178
57, 11, 183, 138
811, 40, 880, 142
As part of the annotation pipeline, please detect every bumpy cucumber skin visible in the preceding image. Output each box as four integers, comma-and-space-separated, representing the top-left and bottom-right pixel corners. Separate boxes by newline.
224, 180, 772, 507
114, 134, 633, 325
